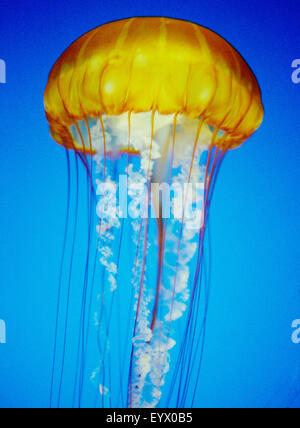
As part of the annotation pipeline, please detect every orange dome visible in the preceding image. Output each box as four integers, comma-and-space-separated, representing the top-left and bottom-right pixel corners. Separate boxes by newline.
44, 17, 263, 151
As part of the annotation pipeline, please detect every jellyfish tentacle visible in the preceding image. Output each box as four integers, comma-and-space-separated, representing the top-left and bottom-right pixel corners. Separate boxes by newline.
165, 118, 204, 331
178, 147, 220, 407
128, 112, 156, 408
50, 149, 71, 408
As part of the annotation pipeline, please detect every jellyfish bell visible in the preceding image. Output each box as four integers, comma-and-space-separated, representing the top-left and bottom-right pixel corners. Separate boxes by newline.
44, 17, 263, 408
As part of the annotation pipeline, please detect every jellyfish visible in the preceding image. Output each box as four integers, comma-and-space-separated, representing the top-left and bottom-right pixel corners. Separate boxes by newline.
44, 17, 263, 408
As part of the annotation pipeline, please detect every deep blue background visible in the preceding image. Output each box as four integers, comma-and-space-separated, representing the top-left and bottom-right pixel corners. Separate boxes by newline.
0, 0, 299, 408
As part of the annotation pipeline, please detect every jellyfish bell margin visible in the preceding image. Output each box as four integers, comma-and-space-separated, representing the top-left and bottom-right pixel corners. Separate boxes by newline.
44, 17, 264, 409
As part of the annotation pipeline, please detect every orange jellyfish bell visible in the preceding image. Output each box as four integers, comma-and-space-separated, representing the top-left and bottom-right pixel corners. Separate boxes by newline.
44, 17, 263, 153
45, 18, 264, 409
